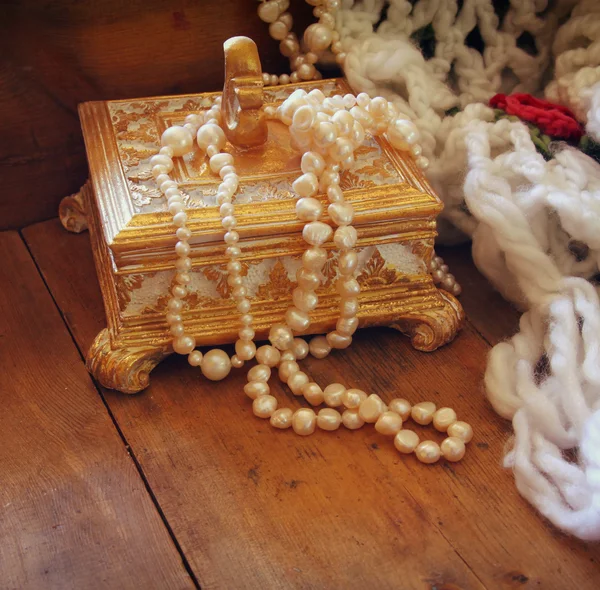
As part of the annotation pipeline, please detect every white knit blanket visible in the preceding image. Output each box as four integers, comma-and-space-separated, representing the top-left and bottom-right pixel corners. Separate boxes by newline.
336, 0, 600, 540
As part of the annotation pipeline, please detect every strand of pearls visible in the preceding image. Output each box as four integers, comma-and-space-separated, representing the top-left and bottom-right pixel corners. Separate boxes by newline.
153, 87, 471, 463
257, 0, 343, 85
429, 253, 462, 297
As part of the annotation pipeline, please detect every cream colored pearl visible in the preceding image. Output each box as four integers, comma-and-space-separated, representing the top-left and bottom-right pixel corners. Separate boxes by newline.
150, 154, 173, 172
326, 331, 352, 349
301, 151, 326, 175
375, 411, 403, 436
328, 202, 354, 226
388, 398, 412, 420
235, 339, 256, 361
200, 349, 232, 381
433, 407, 458, 432
292, 338, 309, 360
302, 382, 324, 406
288, 371, 310, 395
340, 297, 359, 318
323, 383, 345, 407
253, 395, 278, 418
292, 104, 315, 130
336, 316, 358, 336
326, 184, 343, 203
279, 36, 300, 57
317, 408, 342, 431
296, 197, 323, 221
331, 110, 354, 136
393, 119, 420, 144
394, 430, 420, 454
285, 307, 310, 332
244, 381, 270, 400
303, 221, 333, 246
302, 246, 327, 271
247, 364, 271, 382
209, 152, 233, 174
411, 401, 437, 425
269, 19, 289, 40
173, 335, 195, 355
269, 323, 294, 350
161, 126, 193, 157
342, 409, 364, 430
319, 168, 340, 190
292, 288, 318, 312
188, 350, 203, 367
329, 138, 354, 162
278, 360, 300, 382
297, 268, 321, 291
447, 421, 473, 444
292, 408, 316, 436
309, 335, 331, 359
334, 226, 358, 250
415, 440, 441, 464
304, 23, 333, 52
270, 408, 293, 429
257, 0, 280, 23
255, 345, 281, 367
280, 350, 296, 363
358, 394, 386, 423
292, 172, 319, 197
342, 388, 367, 409
441, 437, 466, 462
314, 121, 337, 147
197, 123, 226, 151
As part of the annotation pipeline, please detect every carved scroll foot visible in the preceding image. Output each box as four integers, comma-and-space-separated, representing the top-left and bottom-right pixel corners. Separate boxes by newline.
86, 329, 170, 394
391, 290, 465, 352
59, 184, 88, 233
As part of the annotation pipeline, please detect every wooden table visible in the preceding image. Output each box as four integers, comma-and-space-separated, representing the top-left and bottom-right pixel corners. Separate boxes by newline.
1, 220, 599, 589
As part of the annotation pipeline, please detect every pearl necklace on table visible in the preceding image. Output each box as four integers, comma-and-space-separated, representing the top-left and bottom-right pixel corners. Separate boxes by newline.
150, 88, 473, 464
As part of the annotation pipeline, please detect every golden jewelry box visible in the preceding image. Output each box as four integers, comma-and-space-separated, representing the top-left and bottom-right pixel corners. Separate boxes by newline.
60, 76, 464, 394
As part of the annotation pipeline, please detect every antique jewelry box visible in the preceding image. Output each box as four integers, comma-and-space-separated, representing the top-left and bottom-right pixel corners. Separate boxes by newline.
60, 64, 464, 394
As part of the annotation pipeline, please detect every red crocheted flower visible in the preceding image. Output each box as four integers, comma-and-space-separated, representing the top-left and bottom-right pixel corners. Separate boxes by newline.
490, 93, 584, 141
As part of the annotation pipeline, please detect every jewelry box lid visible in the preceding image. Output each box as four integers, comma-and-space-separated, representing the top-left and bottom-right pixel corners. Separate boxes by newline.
80, 78, 442, 272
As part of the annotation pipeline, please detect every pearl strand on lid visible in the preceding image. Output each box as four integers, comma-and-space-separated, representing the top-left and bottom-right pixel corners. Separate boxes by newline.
154, 86, 470, 463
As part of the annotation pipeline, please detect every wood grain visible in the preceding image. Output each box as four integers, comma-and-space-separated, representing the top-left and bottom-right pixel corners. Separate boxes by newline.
0, 0, 314, 229
0, 231, 194, 589
24, 219, 600, 589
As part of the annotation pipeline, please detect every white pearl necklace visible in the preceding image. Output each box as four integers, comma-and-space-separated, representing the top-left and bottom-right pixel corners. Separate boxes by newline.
151, 87, 471, 464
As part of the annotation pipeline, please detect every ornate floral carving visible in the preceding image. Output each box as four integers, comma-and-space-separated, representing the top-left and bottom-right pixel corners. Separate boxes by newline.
358, 248, 409, 287
256, 260, 294, 300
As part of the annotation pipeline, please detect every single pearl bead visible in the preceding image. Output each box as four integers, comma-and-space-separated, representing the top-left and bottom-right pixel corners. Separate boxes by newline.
317, 408, 342, 431
375, 411, 403, 436
415, 440, 441, 464
173, 212, 188, 228
270, 408, 293, 429
235, 339, 256, 361
333, 226, 358, 250
257, 0, 280, 23
447, 421, 473, 444
301, 151, 326, 175
336, 316, 359, 336
285, 307, 310, 332
209, 152, 234, 174
220, 203, 234, 217
297, 268, 321, 290
342, 388, 367, 409
167, 298, 184, 312
292, 104, 315, 131
394, 430, 420, 454
388, 398, 412, 421
303, 221, 333, 246
161, 126, 193, 157
328, 137, 354, 162
219, 164, 236, 179
337, 278, 360, 298
288, 371, 310, 395
314, 121, 337, 148
394, 119, 420, 144
323, 383, 345, 407
269, 19, 289, 41
328, 202, 354, 226
253, 395, 278, 419
291, 338, 309, 360
326, 184, 343, 203
188, 350, 203, 367
349, 106, 373, 129
340, 297, 359, 318
338, 251, 358, 275
200, 349, 231, 381
302, 246, 328, 271
411, 401, 437, 425
279, 350, 296, 363
293, 173, 319, 198
169, 323, 185, 337
237, 299, 251, 314
175, 252, 191, 267
278, 10, 292, 28
441, 437, 466, 462
368, 96, 388, 118
296, 197, 323, 221
326, 331, 352, 349
358, 394, 386, 423
416, 156, 430, 170
150, 154, 174, 172
292, 288, 318, 312
173, 335, 195, 355
331, 110, 354, 136
342, 409, 364, 430
302, 382, 324, 406
411, 144, 422, 157
197, 123, 226, 151
172, 285, 187, 299
433, 407, 458, 432
319, 168, 340, 191
309, 335, 331, 358
292, 408, 316, 436
269, 323, 294, 350
255, 345, 281, 367
244, 381, 270, 400
304, 23, 333, 52
278, 360, 299, 382
280, 36, 300, 58
247, 364, 271, 382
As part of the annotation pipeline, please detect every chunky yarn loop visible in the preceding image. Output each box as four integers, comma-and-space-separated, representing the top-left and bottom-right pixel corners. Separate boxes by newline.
337, 0, 600, 539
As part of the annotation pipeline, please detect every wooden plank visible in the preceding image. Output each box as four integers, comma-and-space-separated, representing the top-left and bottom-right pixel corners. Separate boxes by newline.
25, 220, 600, 589
438, 244, 521, 345
0, 0, 315, 229
0, 231, 194, 590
